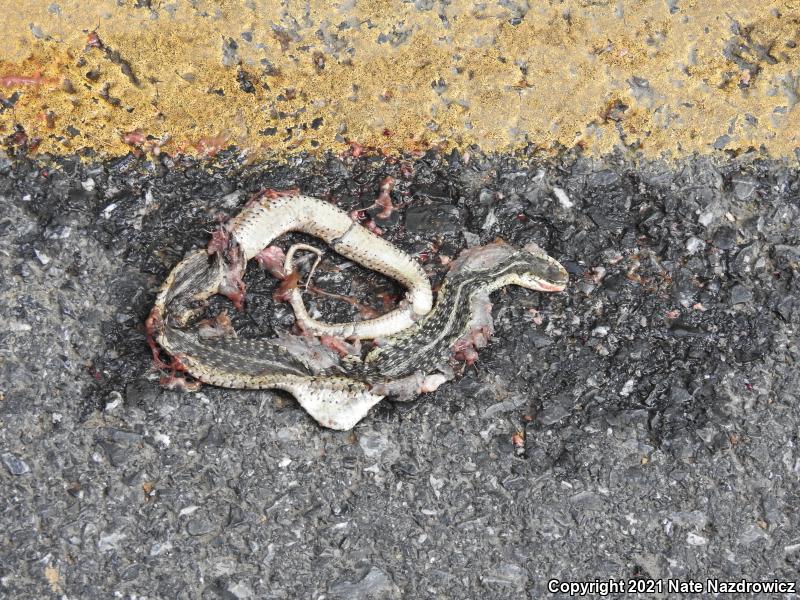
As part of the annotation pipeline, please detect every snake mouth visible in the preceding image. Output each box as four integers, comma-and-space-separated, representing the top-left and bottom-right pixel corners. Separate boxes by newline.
513, 271, 567, 292
532, 279, 567, 292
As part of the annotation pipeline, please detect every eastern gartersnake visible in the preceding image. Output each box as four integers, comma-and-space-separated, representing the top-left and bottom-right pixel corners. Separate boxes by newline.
147, 192, 568, 429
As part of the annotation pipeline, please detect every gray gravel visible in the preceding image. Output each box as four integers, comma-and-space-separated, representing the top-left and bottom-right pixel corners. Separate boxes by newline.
0, 148, 798, 598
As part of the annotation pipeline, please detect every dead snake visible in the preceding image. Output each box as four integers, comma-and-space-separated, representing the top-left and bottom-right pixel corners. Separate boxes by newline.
148, 192, 568, 429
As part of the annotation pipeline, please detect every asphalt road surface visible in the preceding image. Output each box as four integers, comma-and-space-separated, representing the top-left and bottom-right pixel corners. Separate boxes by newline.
1, 148, 798, 598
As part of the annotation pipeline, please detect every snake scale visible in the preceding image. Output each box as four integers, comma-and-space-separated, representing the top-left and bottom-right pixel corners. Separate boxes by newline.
148, 191, 569, 429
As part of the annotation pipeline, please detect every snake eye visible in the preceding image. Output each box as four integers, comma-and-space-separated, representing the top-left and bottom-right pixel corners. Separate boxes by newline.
546, 263, 567, 282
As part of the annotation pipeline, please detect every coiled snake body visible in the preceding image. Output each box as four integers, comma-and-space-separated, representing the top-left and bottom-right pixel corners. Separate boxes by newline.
148, 192, 568, 429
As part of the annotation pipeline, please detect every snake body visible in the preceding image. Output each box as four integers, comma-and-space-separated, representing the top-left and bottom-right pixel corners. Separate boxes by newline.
149, 193, 568, 429
229, 193, 432, 338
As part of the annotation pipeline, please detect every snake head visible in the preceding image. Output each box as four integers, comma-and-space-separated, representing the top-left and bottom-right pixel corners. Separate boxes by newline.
516, 243, 569, 292
450, 242, 569, 293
